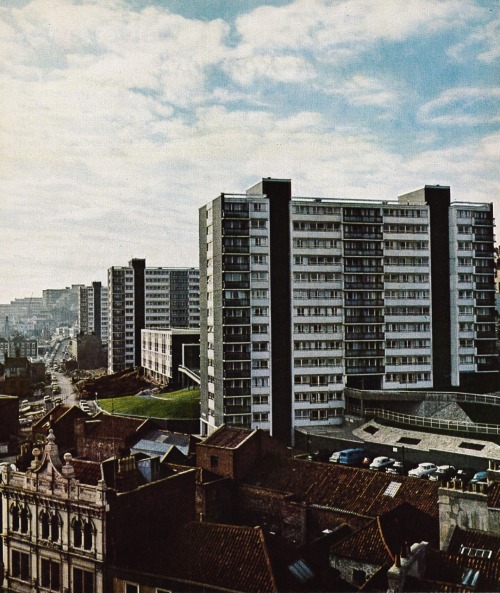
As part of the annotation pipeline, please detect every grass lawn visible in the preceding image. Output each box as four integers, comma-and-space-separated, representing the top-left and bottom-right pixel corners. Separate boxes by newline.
98, 388, 200, 419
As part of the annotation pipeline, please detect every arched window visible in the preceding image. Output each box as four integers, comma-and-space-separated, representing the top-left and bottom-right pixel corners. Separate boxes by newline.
40, 511, 50, 539
11, 505, 20, 532
83, 521, 93, 550
72, 518, 82, 548
50, 513, 60, 542
72, 517, 94, 551
20, 506, 29, 534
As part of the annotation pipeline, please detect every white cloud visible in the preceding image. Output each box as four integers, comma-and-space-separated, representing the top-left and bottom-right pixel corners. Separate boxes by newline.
233, 0, 483, 54
448, 15, 500, 63
419, 87, 500, 125
325, 74, 400, 107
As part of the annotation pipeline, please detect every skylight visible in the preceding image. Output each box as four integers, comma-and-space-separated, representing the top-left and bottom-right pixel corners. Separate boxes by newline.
460, 546, 492, 559
288, 559, 314, 583
383, 482, 402, 497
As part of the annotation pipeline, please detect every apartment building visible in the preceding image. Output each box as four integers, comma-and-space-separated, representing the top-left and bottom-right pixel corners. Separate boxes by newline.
108, 259, 200, 373
199, 178, 497, 444
78, 281, 109, 344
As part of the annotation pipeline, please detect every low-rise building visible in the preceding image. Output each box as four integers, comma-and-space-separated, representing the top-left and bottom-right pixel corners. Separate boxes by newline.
141, 327, 200, 387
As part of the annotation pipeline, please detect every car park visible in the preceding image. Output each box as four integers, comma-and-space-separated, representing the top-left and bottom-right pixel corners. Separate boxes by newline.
408, 463, 438, 478
428, 465, 456, 482
369, 456, 396, 471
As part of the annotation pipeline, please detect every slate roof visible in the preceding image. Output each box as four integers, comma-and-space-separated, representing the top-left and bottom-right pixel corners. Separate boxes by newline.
200, 425, 256, 449
131, 429, 192, 456
244, 456, 439, 519
32, 403, 81, 430
77, 413, 146, 439
164, 522, 279, 593
330, 503, 438, 566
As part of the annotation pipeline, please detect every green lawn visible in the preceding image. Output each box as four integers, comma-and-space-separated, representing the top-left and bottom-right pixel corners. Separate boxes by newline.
98, 388, 200, 419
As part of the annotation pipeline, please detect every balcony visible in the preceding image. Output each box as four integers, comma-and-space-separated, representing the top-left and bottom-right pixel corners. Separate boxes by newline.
223, 351, 251, 361
344, 265, 384, 273
343, 214, 383, 224
345, 316, 384, 324
224, 405, 252, 415
224, 370, 251, 379
344, 249, 384, 257
345, 332, 385, 341
223, 333, 251, 343
345, 299, 384, 307
344, 282, 384, 290
345, 349, 385, 358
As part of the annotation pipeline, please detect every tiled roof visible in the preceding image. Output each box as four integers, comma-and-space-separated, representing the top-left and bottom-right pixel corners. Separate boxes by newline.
244, 456, 439, 519
164, 522, 279, 593
330, 503, 438, 566
71, 458, 102, 485
422, 548, 500, 592
32, 404, 73, 429
201, 425, 256, 449
448, 527, 500, 561
488, 481, 500, 509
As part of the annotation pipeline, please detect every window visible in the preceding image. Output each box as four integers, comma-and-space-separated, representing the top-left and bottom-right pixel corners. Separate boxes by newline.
210, 456, 218, 468
41, 558, 60, 591
12, 550, 30, 581
73, 567, 95, 593
72, 518, 94, 551
125, 584, 139, 593
12, 505, 29, 534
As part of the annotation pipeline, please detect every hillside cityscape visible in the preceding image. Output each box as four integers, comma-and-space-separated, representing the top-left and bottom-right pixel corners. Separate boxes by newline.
2, 1, 500, 593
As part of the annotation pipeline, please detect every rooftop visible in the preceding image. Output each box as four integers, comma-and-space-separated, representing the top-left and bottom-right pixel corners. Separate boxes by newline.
201, 425, 257, 450
244, 456, 439, 520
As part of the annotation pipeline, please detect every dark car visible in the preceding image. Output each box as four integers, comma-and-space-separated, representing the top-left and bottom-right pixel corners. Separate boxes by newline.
429, 465, 456, 483
452, 468, 477, 485
308, 449, 332, 463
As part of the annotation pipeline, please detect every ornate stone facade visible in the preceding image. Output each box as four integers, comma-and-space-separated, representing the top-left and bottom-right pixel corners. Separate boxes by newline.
0, 430, 107, 593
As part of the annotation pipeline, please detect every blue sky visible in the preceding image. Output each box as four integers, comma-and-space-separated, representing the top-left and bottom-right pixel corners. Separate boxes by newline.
1, 0, 499, 302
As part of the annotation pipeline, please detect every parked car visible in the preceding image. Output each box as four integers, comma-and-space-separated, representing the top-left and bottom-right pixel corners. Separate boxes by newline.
337, 448, 365, 466
386, 461, 404, 475
452, 468, 477, 485
408, 463, 438, 478
470, 471, 487, 485
308, 449, 332, 463
369, 456, 396, 471
429, 465, 456, 482
329, 451, 341, 463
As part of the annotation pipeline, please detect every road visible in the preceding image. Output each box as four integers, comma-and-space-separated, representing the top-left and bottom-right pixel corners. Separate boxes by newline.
51, 370, 79, 407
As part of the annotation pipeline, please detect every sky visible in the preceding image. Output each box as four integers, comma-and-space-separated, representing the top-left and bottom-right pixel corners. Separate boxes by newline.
1, 0, 499, 303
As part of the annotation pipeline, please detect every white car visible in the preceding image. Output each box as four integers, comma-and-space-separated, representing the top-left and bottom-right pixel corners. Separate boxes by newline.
369, 456, 396, 471
408, 463, 437, 478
